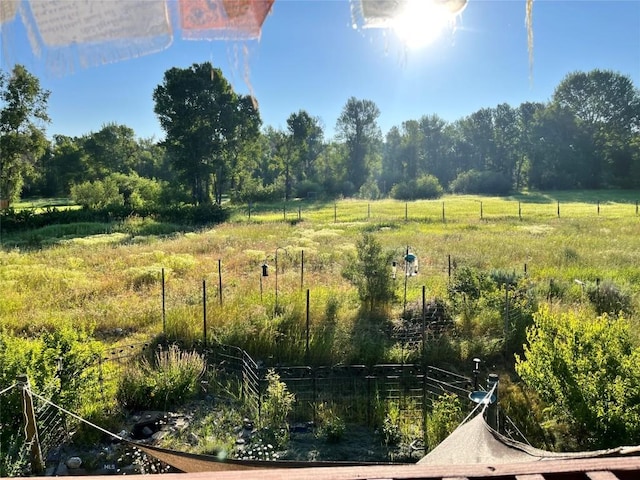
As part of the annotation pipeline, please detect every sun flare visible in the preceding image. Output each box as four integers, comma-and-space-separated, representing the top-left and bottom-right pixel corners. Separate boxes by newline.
392, 0, 467, 49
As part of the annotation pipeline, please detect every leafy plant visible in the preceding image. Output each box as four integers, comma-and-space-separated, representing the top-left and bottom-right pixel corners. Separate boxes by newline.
586, 279, 633, 316
316, 402, 346, 443
342, 233, 395, 312
516, 305, 640, 449
425, 393, 464, 451
259, 370, 295, 448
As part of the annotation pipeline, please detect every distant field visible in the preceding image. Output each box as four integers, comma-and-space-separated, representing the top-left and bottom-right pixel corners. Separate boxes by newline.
1, 191, 639, 353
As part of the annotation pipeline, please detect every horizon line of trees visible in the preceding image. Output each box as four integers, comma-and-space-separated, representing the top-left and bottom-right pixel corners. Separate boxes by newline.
1, 64, 639, 210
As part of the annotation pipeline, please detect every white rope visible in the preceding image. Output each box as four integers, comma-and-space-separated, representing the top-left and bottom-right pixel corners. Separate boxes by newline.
0, 383, 17, 396
27, 388, 126, 442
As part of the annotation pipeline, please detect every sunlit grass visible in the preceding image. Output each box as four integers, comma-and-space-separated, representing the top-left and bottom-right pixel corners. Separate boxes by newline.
1, 191, 639, 361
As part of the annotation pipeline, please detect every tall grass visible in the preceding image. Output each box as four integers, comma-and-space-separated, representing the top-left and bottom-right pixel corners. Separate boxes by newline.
0, 192, 638, 363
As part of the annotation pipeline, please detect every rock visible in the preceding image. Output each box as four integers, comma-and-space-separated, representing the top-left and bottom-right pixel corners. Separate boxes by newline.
152, 430, 167, 441
141, 426, 154, 438
188, 432, 200, 445
66, 456, 82, 469
56, 462, 68, 476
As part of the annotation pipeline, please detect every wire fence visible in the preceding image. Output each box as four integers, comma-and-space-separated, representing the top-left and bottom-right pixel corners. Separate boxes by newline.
243, 198, 640, 224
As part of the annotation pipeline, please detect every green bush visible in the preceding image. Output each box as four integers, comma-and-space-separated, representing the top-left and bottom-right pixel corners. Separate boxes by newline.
390, 175, 443, 200
0, 325, 104, 476
316, 402, 346, 443
117, 345, 205, 411
259, 370, 295, 448
425, 393, 464, 451
70, 177, 124, 208
586, 280, 633, 316
449, 170, 512, 195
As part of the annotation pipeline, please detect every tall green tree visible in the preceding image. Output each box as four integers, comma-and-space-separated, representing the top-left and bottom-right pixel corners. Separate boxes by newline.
0, 65, 49, 205
153, 62, 260, 205
552, 70, 640, 188
335, 97, 381, 193
286, 109, 324, 185
82, 123, 139, 180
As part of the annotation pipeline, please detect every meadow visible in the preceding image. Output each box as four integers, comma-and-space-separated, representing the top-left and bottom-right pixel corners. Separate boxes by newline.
1, 192, 639, 360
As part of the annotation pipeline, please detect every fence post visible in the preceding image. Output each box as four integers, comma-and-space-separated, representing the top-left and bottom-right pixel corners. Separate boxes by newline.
597, 200, 600, 215
442, 202, 445, 222
447, 255, 452, 284
306, 289, 310, 363
518, 201, 522, 221
300, 250, 304, 290
202, 280, 207, 348
334, 203, 337, 223
557, 201, 560, 218
248, 201, 252, 221
421, 286, 426, 360
161, 267, 166, 335
405, 202, 408, 221
480, 201, 483, 220
17, 375, 44, 475
218, 259, 223, 307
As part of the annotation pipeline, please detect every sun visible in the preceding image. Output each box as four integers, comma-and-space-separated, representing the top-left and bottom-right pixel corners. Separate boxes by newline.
392, 0, 467, 49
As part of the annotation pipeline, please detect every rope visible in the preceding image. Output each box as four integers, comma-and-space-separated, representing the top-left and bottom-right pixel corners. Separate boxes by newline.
0, 383, 17, 396
26, 388, 126, 442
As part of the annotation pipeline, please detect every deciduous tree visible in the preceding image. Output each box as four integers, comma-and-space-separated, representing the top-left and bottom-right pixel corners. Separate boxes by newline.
0, 65, 49, 205
153, 62, 260, 205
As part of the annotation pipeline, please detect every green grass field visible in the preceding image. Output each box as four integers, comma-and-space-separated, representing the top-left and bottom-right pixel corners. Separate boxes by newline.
1, 191, 638, 350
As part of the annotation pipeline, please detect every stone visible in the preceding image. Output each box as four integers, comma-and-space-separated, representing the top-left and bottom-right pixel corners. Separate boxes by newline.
141, 426, 154, 438
66, 456, 82, 469
151, 430, 167, 441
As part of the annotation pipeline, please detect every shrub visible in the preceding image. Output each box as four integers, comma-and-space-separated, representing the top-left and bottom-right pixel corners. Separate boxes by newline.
117, 345, 205, 411
390, 175, 443, 200
425, 393, 464, 450
357, 178, 382, 200
70, 177, 124, 208
259, 370, 295, 448
449, 170, 512, 195
586, 280, 633, 316
382, 402, 402, 446
316, 402, 346, 443
342, 233, 396, 312
294, 180, 324, 199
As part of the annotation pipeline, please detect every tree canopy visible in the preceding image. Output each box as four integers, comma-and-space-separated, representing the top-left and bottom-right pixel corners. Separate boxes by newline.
0, 65, 49, 205
153, 62, 261, 205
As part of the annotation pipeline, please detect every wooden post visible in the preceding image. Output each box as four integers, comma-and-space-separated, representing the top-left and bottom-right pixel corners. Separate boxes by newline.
518, 201, 522, 220
306, 289, 310, 363
405, 202, 408, 221
334, 203, 337, 223
161, 268, 166, 335
442, 202, 445, 222
248, 201, 252, 221
300, 250, 304, 290
17, 375, 44, 475
421, 286, 426, 359
218, 259, 223, 307
202, 280, 207, 347
480, 201, 483, 220
557, 201, 560, 217
597, 200, 600, 215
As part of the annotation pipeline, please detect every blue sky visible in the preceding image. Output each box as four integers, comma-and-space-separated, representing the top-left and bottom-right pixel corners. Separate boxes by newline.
2, 0, 639, 141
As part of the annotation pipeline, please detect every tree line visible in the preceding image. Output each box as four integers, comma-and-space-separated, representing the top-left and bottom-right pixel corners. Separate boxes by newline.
1, 63, 639, 209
